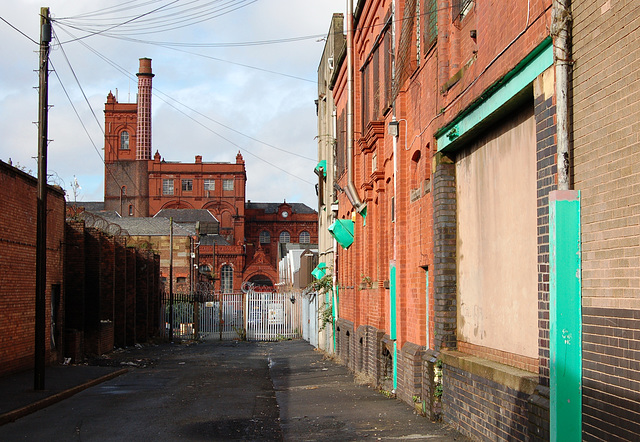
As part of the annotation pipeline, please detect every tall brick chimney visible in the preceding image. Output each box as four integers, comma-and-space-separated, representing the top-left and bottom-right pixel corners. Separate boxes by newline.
136, 58, 154, 160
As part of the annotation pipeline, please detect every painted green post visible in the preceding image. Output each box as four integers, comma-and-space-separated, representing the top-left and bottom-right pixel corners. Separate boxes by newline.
549, 190, 582, 441
332, 286, 338, 354
390, 261, 397, 391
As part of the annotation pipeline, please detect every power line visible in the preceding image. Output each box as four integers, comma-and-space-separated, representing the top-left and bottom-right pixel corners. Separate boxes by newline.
56, 24, 317, 162
51, 27, 316, 195
0, 15, 38, 44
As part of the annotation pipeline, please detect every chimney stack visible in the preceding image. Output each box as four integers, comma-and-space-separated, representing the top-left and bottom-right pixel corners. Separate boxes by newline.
136, 58, 154, 160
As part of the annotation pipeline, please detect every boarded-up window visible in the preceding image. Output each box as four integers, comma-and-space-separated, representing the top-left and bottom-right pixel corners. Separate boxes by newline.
456, 103, 537, 361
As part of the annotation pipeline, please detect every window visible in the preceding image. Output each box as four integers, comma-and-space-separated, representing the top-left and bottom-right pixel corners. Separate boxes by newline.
163, 179, 174, 195
204, 179, 215, 191
259, 231, 271, 244
299, 231, 310, 244
182, 179, 193, 192
128, 205, 134, 216
221, 265, 233, 293
223, 179, 234, 191
279, 231, 290, 244
120, 131, 130, 150
423, 0, 438, 51
452, 0, 473, 20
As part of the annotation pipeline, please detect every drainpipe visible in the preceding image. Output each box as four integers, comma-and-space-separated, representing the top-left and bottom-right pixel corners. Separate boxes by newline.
390, 0, 398, 394
346, 0, 364, 212
551, 2, 581, 441
553, 0, 571, 190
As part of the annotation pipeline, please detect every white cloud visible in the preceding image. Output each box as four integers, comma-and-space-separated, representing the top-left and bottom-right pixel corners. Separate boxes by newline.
0, 0, 345, 208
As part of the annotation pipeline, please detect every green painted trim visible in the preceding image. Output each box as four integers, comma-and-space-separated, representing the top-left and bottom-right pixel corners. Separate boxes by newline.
425, 268, 429, 347
332, 285, 338, 353
436, 37, 553, 152
393, 341, 398, 391
549, 190, 582, 442
390, 261, 398, 391
390, 261, 397, 340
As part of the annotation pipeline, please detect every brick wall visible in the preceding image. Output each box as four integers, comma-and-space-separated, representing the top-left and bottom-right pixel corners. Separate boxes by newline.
126, 247, 137, 346
582, 307, 640, 440
136, 250, 149, 342
0, 161, 65, 376
432, 154, 457, 351
573, 0, 640, 310
572, 2, 640, 440
63, 220, 161, 357
65, 221, 86, 331
335, 318, 354, 369
533, 67, 556, 388
444, 363, 532, 441
396, 342, 424, 405
113, 237, 127, 347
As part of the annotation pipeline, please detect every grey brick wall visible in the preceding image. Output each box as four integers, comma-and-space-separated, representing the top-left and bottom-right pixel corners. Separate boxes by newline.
444, 364, 531, 441
582, 307, 640, 440
572, 0, 640, 308
573, 2, 640, 440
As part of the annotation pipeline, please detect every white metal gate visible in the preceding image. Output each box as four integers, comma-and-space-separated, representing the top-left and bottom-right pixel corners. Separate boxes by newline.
245, 291, 302, 341
163, 291, 302, 341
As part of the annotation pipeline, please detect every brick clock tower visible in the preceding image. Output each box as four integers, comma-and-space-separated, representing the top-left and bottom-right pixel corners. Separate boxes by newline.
104, 58, 153, 217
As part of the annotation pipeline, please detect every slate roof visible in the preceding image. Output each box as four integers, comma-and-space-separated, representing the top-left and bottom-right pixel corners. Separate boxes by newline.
199, 234, 230, 246
75, 201, 105, 212
106, 217, 194, 236
154, 209, 219, 224
245, 202, 316, 214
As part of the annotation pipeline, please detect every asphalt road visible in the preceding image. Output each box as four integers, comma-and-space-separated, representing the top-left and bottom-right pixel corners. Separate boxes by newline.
0, 340, 466, 441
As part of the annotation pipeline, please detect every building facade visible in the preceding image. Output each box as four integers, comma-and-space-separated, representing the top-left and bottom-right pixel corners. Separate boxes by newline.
572, 0, 640, 439
103, 58, 317, 292
318, 1, 640, 440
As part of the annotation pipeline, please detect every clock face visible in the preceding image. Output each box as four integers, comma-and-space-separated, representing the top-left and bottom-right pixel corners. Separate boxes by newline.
282, 211, 288, 218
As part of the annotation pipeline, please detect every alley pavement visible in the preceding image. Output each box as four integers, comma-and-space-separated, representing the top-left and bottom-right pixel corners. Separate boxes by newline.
0, 339, 467, 441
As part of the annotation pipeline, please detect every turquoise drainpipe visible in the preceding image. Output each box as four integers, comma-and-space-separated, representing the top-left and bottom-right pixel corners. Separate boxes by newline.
390, 261, 397, 391
549, 190, 582, 441
332, 285, 338, 353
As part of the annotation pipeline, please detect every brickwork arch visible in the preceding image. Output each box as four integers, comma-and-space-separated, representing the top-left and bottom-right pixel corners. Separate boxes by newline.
160, 200, 194, 210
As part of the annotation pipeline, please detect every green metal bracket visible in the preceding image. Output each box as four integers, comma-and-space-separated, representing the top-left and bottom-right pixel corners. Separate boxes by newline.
328, 219, 355, 249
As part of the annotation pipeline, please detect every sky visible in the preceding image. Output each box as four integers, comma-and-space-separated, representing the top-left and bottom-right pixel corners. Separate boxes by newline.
0, 0, 345, 209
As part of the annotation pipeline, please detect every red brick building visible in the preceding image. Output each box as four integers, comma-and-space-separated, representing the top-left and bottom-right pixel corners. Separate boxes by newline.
103, 58, 317, 291
0, 160, 65, 376
318, 1, 560, 440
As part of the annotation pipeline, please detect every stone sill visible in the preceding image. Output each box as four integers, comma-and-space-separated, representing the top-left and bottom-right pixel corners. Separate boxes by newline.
441, 350, 537, 395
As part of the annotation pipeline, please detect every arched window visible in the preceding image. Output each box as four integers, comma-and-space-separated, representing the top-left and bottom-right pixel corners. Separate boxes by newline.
120, 131, 130, 150
259, 231, 271, 244
299, 231, 310, 244
279, 231, 290, 244
221, 265, 233, 293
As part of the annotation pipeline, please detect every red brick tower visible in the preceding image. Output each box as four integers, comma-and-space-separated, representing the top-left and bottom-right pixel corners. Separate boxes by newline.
104, 58, 152, 216
136, 58, 153, 160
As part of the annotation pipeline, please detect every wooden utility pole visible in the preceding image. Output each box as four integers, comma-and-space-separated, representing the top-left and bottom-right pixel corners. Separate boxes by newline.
35, 6, 51, 391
